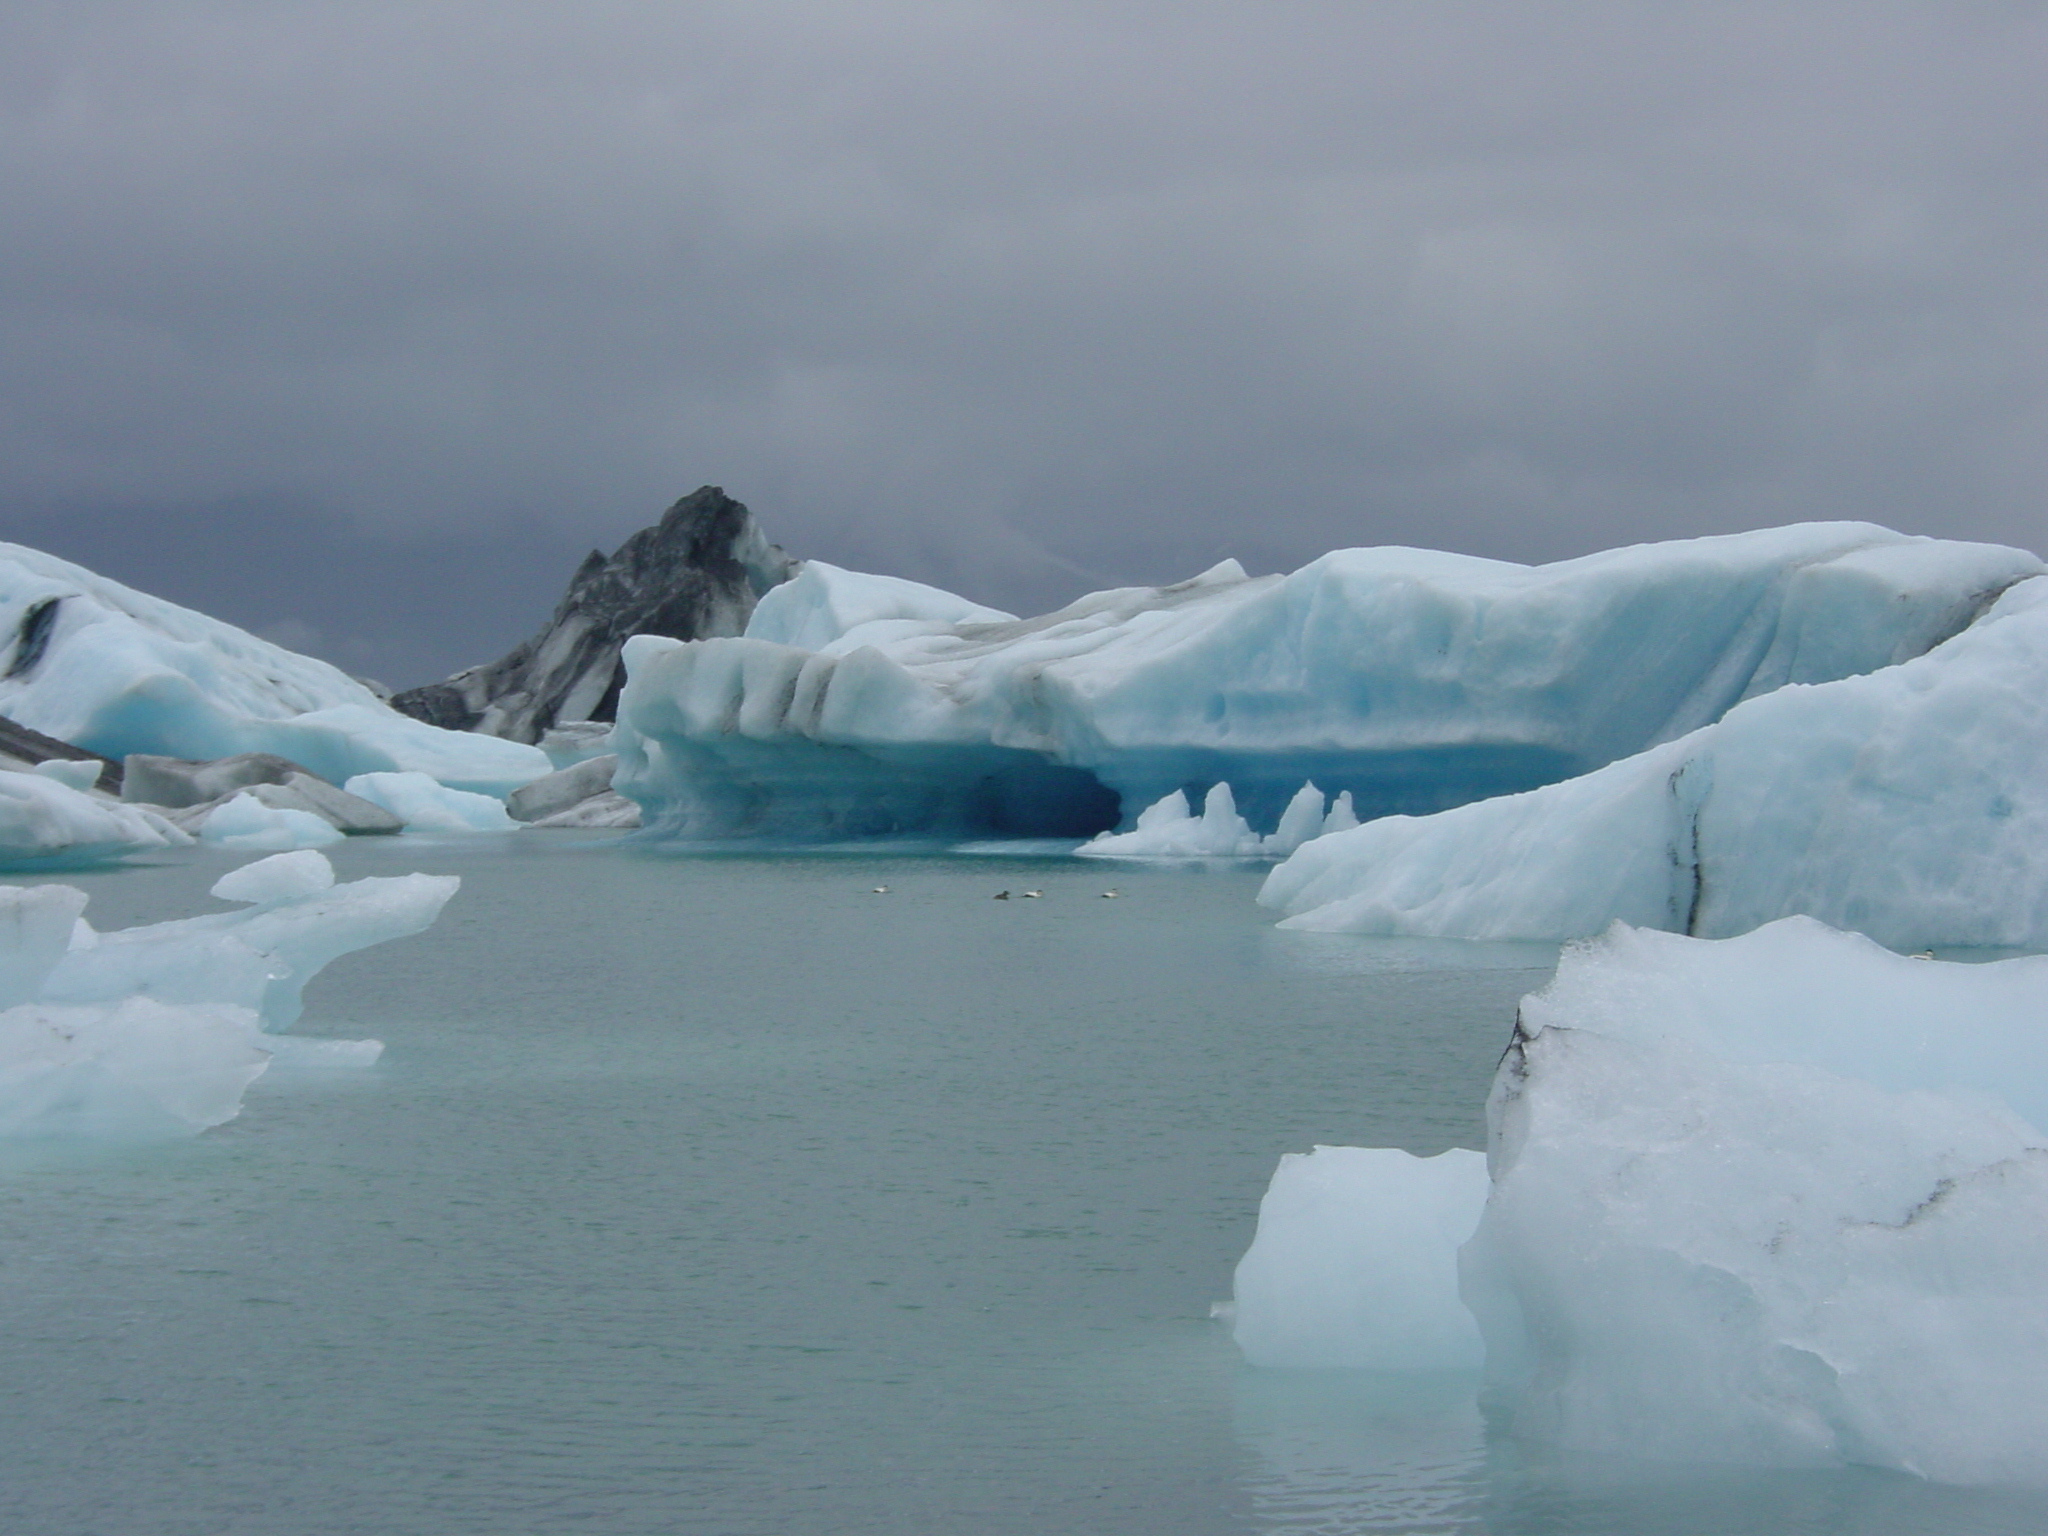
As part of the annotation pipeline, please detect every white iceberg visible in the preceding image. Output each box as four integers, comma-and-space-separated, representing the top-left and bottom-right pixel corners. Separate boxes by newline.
1263, 573, 2048, 949
1233, 920, 2048, 1485
343, 771, 518, 834
0, 541, 549, 795
1078, 783, 1263, 859
0, 850, 457, 1137
199, 790, 346, 850
0, 765, 189, 869
1232, 1145, 1489, 1370
1077, 780, 1360, 859
610, 525, 2037, 840
1464, 918, 2048, 1484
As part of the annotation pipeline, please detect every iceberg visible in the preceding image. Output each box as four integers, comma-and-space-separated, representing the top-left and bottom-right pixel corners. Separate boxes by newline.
1466, 919, 2048, 1484
1078, 783, 1263, 859
1078, 780, 1360, 860
1232, 1145, 1489, 1370
1232, 919, 2048, 1485
0, 541, 549, 795
0, 765, 189, 869
343, 771, 518, 834
610, 525, 2037, 840
1262, 572, 2048, 949
198, 791, 346, 850
1, 850, 457, 1137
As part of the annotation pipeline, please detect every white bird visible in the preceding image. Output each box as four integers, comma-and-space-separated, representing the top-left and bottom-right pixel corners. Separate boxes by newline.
871, 885, 891, 894
1022, 890, 1042, 898
1100, 889, 1120, 899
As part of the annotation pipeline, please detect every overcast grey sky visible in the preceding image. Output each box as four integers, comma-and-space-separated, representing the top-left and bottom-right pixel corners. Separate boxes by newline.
3, 2, 2044, 684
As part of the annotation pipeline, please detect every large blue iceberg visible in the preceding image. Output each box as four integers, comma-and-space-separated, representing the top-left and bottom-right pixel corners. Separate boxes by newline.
1262, 567, 2048, 950
611, 525, 2036, 839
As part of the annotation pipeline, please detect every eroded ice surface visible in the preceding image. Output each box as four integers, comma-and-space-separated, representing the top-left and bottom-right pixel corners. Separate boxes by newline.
0, 541, 549, 794
609, 525, 2037, 841
0, 850, 457, 1137
1263, 573, 2048, 949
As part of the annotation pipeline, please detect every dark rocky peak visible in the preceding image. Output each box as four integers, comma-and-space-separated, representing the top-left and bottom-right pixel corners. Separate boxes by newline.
391, 487, 797, 743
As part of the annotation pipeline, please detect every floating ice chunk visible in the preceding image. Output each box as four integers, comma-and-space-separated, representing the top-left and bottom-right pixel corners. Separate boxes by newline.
1262, 573, 2048, 948
1461, 918, 2048, 1484
0, 997, 268, 1139
343, 771, 517, 833
0, 766, 188, 869
199, 790, 345, 850
29, 758, 101, 792
0, 851, 453, 1138
1233, 1146, 1488, 1370
1079, 780, 1352, 860
210, 849, 337, 906
43, 853, 458, 1029
0, 883, 90, 1006
1321, 791, 1359, 834
1262, 782, 1333, 857
1078, 783, 1265, 859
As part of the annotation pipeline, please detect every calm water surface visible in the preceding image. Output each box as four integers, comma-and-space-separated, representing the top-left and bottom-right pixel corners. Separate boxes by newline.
2, 838, 2042, 1535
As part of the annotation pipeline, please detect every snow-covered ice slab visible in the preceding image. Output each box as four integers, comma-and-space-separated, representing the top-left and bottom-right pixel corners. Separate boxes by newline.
612, 525, 2037, 840
1263, 572, 2048, 949
0, 850, 459, 1138
1466, 919, 2048, 1484
0, 541, 549, 795
0, 766, 189, 870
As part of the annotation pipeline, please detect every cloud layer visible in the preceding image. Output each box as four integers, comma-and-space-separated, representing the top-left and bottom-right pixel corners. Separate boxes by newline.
3, 2, 2044, 681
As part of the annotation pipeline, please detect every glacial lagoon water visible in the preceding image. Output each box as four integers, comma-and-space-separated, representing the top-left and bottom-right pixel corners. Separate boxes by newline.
5, 839, 2047, 1536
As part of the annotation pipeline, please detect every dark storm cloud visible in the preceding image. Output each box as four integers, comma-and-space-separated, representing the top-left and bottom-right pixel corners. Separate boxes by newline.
1, 1, 2044, 683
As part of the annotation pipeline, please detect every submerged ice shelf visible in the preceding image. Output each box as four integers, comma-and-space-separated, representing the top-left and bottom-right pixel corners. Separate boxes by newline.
1234, 917, 2048, 1486
0, 849, 457, 1138
610, 526, 2037, 841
